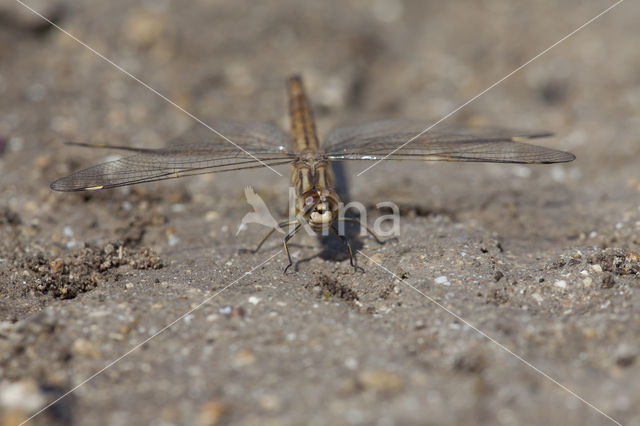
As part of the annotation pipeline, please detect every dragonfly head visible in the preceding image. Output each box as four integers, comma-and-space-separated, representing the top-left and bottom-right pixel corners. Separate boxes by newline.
300, 189, 340, 231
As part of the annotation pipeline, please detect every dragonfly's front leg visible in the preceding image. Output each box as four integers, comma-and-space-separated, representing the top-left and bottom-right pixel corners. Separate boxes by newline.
252, 220, 299, 253
283, 223, 303, 274
330, 225, 364, 273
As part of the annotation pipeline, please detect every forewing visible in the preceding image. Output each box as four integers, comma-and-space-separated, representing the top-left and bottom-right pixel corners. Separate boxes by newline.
325, 119, 574, 164
51, 120, 294, 192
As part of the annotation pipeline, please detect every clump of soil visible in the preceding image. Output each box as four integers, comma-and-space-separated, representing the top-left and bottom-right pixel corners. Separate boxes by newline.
306, 274, 360, 305
0, 206, 22, 226
589, 248, 640, 276
14, 243, 163, 299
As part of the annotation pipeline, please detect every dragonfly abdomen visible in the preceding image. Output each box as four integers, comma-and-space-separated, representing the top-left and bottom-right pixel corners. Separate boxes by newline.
288, 75, 320, 153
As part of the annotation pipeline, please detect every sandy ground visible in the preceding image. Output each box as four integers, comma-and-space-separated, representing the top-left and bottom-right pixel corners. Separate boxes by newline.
0, 1, 639, 425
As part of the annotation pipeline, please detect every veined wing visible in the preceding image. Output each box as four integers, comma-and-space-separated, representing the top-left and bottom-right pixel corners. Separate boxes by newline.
325, 119, 575, 164
51, 120, 294, 192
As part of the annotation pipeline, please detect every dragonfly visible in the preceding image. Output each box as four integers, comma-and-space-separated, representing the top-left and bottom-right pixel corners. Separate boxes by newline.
51, 75, 576, 272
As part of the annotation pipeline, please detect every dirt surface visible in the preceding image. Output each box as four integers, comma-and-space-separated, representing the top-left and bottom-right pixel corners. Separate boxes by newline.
1, 1, 639, 425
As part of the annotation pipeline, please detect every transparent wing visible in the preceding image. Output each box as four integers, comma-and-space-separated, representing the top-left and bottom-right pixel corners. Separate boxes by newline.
325, 119, 575, 164
51, 120, 294, 192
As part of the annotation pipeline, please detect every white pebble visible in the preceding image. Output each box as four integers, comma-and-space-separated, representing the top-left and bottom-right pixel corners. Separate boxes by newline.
434, 276, 449, 285
511, 165, 532, 178
554, 280, 567, 289
248, 296, 261, 305
550, 166, 566, 182
167, 234, 180, 247
0, 380, 46, 412
591, 264, 603, 273
345, 358, 358, 369
532, 293, 544, 303
205, 210, 219, 221
580, 270, 589, 276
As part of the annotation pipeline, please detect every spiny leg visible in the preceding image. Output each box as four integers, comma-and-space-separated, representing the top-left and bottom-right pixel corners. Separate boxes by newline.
338, 217, 395, 244
283, 223, 303, 274
253, 220, 299, 253
330, 225, 363, 272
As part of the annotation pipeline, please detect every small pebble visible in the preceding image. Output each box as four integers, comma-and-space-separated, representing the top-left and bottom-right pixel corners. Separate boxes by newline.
205, 210, 219, 221
614, 343, 637, 367
550, 166, 566, 182
49, 258, 65, 274
167, 233, 180, 247
71, 338, 100, 358
345, 358, 358, 369
601, 274, 615, 289
554, 280, 567, 289
230, 306, 245, 319
233, 349, 255, 367
434, 276, 449, 285
357, 370, 404, 393
0, 380, 46, 413
123, 9, 168, 49
198, 400, 227, 426
258, 395, 281, 411
532, 293, 544, 303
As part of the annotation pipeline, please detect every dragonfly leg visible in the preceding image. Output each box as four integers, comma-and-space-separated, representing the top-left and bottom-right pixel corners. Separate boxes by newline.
330, 225, 364, 273
338, 217, 396, 244
283, 223, 303, 274
253, 220, 298, 253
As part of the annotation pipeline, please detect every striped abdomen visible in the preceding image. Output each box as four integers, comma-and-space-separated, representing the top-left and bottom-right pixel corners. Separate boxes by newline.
287, 75, 320, 154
